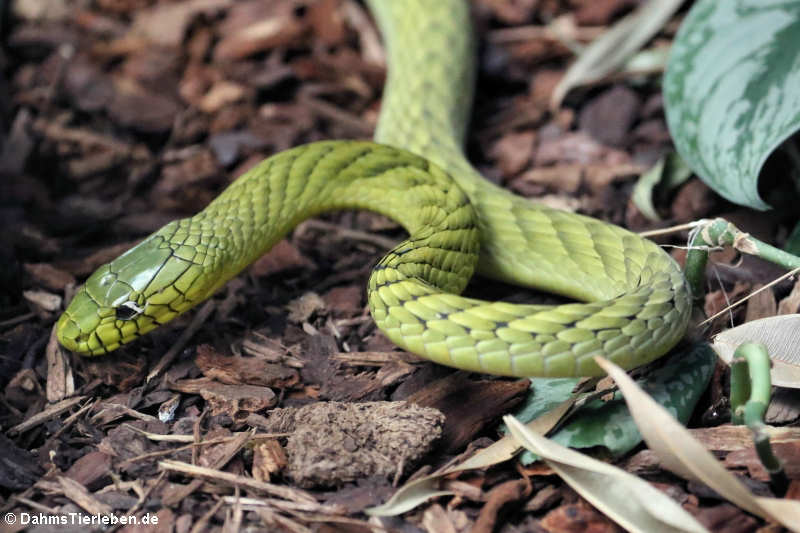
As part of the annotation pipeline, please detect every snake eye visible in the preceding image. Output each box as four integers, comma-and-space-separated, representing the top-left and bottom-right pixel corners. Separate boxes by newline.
116, 301, 143, 321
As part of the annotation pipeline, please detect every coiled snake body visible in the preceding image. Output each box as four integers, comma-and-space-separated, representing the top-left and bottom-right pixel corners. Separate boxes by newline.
56, 0, 691, 377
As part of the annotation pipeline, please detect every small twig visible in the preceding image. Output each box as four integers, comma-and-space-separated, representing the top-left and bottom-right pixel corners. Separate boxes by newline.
11, 496, 64, 516
122, 425, 289, 444
107, 472, 167, 533
192, 408, 207, 466
159, 460, 319, 505
58, 476, 113, 516
220, 496, 345, 516
162, 430, 254, 507
282, 509, 389, 531
45, 398, 96, 442
299, 93, 374, 137
700, 267, 800, 326
487, 22, 604, 44
224, 487, 244, 533
119, 436, 257, 467
190, 498, 225, 533
92, 404, 159, 425
254, 508, 313, 533
711, 266, 735, 328
7, 395, 87, 435
0, 312, 36, 328
637, 219, 710, 238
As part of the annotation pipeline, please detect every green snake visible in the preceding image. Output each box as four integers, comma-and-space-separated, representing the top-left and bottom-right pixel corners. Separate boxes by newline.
55, 0, 691, 377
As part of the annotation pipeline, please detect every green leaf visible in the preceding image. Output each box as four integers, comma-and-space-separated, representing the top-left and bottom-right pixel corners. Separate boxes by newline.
631, 152, 693, 221
785, 220, 800, 256
664, 0, 800, 210
506, 344, 716, 461
551, 0, 683, 109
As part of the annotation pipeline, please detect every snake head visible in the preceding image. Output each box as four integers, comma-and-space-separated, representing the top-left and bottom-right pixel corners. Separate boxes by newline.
56, 223, 210, 355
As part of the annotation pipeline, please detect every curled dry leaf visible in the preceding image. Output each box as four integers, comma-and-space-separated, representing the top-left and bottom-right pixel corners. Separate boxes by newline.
631, 152, 692, 222
504, 415, 709, 533
712, 315, 800, 389
595, 356, 800, 531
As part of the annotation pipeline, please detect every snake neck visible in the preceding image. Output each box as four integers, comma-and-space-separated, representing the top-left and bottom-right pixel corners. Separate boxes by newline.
169, 141, 481, 299
199, 141, 477, 286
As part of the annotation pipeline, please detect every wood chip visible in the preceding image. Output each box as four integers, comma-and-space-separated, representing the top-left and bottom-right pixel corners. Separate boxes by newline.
23, 289, 61, 312
58, 476, 114, 516
7, 395, 86, 435
252, 440, 288, 483
406, 372, 530, 452
170, 378, 277, 417
64, 451, 112, 491
195, 344, 299, 388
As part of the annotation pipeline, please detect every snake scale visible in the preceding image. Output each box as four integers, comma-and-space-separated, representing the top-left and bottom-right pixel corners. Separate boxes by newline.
56, 0, 691, 377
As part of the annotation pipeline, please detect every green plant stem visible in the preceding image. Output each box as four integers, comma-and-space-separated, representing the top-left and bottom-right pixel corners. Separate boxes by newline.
682, 220, 796, 494
698, 218, 800, 270
730, 342, 788, 495
684, 230, 709, 308
734, 343, 771, 417
685, 217, 800, 310
729, 357, 750, 425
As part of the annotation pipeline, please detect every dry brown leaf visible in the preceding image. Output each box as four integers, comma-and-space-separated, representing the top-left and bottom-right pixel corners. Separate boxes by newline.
24, 263, 76, 291
778, 279, 800, 315
287, 292, 326, 323
252, 439, 288, 482
504, 415, 709, 533
195, 344, 299, 388
744, 284, 778, 322
595, 356, 800, 530
551, 0, 683, 109
489, 130, 536, 176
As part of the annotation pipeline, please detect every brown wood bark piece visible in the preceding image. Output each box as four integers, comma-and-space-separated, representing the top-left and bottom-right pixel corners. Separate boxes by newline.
195, 344, 299, 388
64, 451, 112, 491
170, 377, 276, 417
406, 372, 530, 452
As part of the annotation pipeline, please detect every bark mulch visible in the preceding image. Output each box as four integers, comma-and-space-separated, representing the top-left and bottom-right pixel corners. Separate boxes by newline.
1, 0, 799, 531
